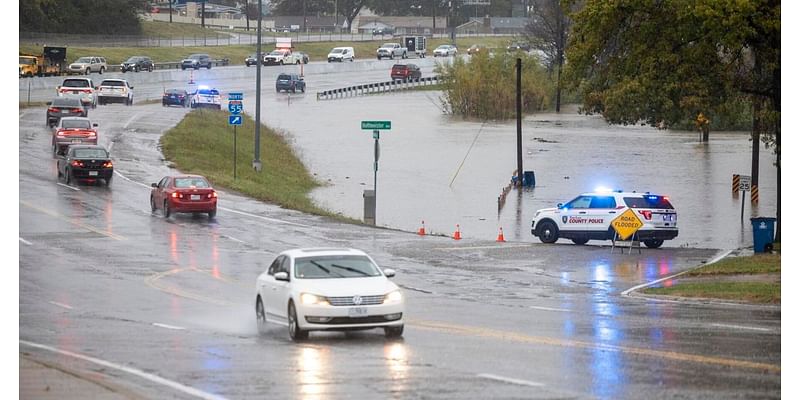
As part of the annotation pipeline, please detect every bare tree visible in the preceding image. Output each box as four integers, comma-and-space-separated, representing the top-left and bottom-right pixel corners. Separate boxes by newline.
524, 0, 571, 112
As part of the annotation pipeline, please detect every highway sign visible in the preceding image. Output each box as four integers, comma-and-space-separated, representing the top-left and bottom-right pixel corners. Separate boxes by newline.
228, 92, 243, 101
228, 101, 243, 115
229, 115, 242, 125
740, 175, 751, 191
610, 208, 643, 240
361, 121, 391, 130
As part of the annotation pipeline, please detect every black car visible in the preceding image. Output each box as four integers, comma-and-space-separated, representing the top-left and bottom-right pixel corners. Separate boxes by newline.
507, 42, 531, 52
162, 89, 190, 107
46, 97, 86, 128
181, 54, 211, 70
57, 144, 113, 185
276, 73, 305, 93
245, 54, 258, 67
295, 51, 310, 64
121, 56, 154, 72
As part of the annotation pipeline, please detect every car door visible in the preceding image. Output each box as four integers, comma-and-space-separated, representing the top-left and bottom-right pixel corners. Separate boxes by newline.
560, 195, 592, 233
154, 177, 169, 207
264, 256, 290, 321
587, 195, 618, 235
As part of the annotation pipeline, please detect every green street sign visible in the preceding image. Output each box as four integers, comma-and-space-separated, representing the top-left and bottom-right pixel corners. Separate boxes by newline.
361, 121, 391, 130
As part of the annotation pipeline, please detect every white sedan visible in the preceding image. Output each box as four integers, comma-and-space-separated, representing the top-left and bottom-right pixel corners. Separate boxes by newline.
434, 44, 458, 57
255, 248, 405, 341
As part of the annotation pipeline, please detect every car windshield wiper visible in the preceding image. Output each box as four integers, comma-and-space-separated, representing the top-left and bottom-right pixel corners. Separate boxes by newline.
330, 264, 372, 276
309, 261, 344, 277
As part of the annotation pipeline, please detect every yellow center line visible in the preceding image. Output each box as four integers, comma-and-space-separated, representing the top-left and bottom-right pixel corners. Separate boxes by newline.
20, 200, 126, 241
144, 268, 236, 306
408, 319, 780, 373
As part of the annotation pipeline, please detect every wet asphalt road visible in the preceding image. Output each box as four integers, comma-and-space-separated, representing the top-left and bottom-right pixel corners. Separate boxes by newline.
19, 67, 780, 399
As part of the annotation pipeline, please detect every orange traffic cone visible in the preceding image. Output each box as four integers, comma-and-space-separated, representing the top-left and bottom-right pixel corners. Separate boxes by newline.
496, 227, 506, 242
453, 224, 462, 240
188, 69, 195, 84
418, 220, 426, 236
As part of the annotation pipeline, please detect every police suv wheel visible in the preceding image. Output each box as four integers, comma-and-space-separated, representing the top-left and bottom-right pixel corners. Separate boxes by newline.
644, 239, 664, 249
538, 221, 559, 244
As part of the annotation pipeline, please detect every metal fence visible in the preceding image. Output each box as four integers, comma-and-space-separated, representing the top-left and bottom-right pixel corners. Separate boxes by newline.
20, 31, 514, 48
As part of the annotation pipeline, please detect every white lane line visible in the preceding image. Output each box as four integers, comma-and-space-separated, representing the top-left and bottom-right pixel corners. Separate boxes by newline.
220, 207, 310, 227
399, 285, 434, 294
477, 373, 544, 387
123, 113, 140, 129
19, 340, 228, 400
153, 323, 186, 331
529, 305, 571, 313
621, 249, 734, 296
710, 323, 774, 332
19, 237, 33, 246
57, 182, 80, 191
224, 235, 245, 244
48, 301, 73, 310
107, 140, 114, 153
113, 170, 145, 186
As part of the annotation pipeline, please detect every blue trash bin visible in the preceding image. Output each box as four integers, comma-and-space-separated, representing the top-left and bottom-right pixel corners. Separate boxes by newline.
750, 217, 777, 253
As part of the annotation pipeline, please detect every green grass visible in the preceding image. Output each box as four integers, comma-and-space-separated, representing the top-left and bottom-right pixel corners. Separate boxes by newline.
159, 109, 358, 222
20, 36, 513, 66
643, 282, 780, 304
686, 253, 780, 276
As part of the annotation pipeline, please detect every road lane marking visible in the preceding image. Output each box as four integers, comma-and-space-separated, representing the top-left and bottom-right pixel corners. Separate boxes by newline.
409, 319, 780, 373
477, 373, 544, 387
123, 113, 140, 129
528, 305, 572, 313
153, 323, 186, 330
220, 207, 310, 227
710, 323, 774, 332
621, 249, 733, 296
19, 340, 229, 400
144, 268, 234, 306
433, 244, 532, 251
48, 301, 73, 310
224, 235, 245, 243
57, 182, 80, 191
19, 237, 33, 246
20, 200, 126, 241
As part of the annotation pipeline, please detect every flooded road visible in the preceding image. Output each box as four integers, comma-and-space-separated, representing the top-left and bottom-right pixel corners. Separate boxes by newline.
263, 93, 778, 250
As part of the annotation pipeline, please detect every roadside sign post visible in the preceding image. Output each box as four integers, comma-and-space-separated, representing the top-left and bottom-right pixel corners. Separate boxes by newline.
361, 121, 391, 225
739, 175, 751, 221
610, 208, 644, 254
228, 93, 244, 180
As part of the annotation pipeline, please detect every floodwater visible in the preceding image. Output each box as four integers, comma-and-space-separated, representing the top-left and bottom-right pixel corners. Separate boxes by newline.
265, 92, 777, 250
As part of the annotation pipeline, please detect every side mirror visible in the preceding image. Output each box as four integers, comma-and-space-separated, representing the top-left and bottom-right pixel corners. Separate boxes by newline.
274, 271, 289, 281
94, 87, 99, 90
130, 86, 134, 89
151, 183, 158, 188
557, 203, 563, 208
46, 102, 52, 105
92, 123, 98, 127
383, 268, 396, 278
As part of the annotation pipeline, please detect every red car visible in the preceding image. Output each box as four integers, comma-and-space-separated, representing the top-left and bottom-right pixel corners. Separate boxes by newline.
150, 175, 218, 218
52, 117, 98, 155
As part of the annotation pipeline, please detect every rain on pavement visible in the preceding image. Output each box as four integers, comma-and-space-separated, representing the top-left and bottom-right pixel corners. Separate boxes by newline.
19, 62, 780, 399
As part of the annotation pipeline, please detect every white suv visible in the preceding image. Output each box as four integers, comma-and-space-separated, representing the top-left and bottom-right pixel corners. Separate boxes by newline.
531, 190, 678, 248
97, 79, 134, 105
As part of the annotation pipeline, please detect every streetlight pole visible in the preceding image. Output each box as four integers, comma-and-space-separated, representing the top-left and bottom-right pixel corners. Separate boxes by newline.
254, 0, 263, 171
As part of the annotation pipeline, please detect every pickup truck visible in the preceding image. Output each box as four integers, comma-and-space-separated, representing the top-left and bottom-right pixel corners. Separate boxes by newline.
263, 49, 303, 65
376, 43, 407, 60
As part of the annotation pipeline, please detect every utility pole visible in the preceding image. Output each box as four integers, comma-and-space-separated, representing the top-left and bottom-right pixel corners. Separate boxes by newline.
169, 0, 173, 23
433, 0, 437, 33
335, 0, 339, 32
201, 0, 206, 28
516, 58, 523, 186
254, 0, 263, 171
245, 1, 250, 31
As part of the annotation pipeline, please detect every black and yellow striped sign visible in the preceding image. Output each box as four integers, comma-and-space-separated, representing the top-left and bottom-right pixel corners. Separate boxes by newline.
732, 174, 740, 196
751, 185, 759, 203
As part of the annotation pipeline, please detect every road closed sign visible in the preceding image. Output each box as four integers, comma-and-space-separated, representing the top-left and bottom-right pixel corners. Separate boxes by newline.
611, 208, 643, 240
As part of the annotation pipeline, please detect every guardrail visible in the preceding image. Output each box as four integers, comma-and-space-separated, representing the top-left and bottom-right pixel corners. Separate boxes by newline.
317, 76, 439, 100
107, 59, 230, 73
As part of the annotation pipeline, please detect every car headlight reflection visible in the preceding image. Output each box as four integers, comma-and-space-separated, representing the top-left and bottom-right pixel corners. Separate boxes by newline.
300, 293, 329, 306
383, 290, 403, 304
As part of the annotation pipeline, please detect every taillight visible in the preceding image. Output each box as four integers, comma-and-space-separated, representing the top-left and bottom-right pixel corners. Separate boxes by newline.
47, 107, 58, 113
638, 210, 653, 220
207, 191, 217, 199
72, 108, 83, 113
56, 130, 65, 137
171, 192, 184, 199
80, 89, 92, 93
88, 131, 96, 137
102, 161, 113, 168
71, 160, 84, 167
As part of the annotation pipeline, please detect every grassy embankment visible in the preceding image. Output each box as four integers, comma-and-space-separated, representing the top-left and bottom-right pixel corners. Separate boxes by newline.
642, 251, 780, 304
160, 109, 358, 223
20, 22, 513, 66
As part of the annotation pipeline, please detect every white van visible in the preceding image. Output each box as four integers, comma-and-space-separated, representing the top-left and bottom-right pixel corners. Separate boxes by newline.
327, 47, 355, 62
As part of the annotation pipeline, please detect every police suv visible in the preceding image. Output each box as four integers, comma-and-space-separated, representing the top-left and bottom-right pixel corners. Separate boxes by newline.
531, 190, 678, 248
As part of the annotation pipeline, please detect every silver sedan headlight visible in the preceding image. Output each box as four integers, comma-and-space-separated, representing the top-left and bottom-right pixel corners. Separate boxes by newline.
300, 293, 329, 306
383, 290, 403, 304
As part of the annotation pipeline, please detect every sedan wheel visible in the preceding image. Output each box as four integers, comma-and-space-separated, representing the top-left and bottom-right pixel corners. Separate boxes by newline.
150, 196, 157, 213
163, 201, 171, 218
208, 208, 216, 219
288, 302, 308, 341
571, 238, 589, 245
384, 325, 404, 339
65, 169, 72, 185
256, 298, 268, 335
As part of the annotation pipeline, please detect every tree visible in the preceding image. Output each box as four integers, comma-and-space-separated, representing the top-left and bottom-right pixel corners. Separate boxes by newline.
20, 0, 148, 34
564, 0, 780, 238
523, 0, 571, 112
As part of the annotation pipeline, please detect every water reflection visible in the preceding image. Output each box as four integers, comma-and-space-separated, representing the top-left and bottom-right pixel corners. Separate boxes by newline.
384, 342, 409, 392
590, 260, 624, 399
296, 346, 330, 399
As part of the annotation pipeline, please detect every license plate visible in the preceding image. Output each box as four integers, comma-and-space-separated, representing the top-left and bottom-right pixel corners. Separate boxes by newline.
61, 110, 69, 113
348, 307, 368, 318
71, 139, 81, 143
89, 171, 98, 176
190, 194, 201, 200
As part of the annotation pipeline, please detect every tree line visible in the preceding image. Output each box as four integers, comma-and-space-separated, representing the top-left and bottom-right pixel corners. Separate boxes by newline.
20, 0, 149, 35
